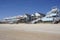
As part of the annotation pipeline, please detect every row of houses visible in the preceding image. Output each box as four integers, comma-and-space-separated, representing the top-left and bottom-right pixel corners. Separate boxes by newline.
0, 12, 45, 24
0, 7, 60, 24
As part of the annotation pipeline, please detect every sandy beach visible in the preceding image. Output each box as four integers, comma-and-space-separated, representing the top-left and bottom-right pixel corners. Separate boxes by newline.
0, 24, 60, 40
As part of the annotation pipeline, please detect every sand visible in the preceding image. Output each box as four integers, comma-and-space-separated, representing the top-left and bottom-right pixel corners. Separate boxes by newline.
0, 24, 60, 40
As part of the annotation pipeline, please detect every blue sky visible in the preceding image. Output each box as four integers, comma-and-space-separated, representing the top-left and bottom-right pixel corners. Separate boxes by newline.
0, 0, 60, 19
